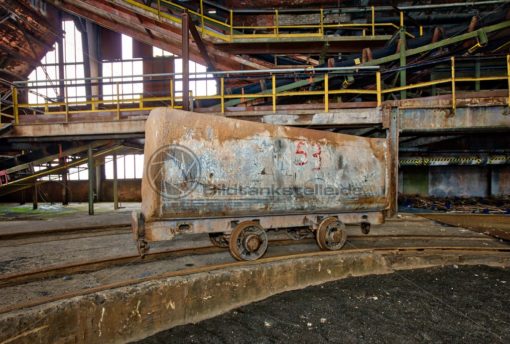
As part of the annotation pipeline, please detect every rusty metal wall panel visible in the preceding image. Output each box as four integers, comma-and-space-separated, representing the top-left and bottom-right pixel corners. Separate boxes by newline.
100, 27, 122, 60
400, 106, 510, 133
132, 39, 153, 59
143, 57, 174, 98
142, 108, 390, 221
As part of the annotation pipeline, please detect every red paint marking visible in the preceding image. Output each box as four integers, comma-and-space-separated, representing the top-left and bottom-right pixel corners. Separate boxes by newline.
295, 141, 308, 166
312, 143, 322, 170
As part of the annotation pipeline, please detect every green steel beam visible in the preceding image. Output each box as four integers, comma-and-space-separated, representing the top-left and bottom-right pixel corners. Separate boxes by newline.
4, 140, 109, 175
366, 20, 510, 66
0, 146, 123, 192
224, 77, 324, 107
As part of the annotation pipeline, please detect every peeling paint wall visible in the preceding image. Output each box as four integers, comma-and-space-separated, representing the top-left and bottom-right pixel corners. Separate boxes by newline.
491, 166, 510, 196
428, 166, 488, 197
399, 166, 510, 198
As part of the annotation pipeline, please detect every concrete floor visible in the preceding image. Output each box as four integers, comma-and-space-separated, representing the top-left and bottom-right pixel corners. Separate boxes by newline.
0, 203, 509, 343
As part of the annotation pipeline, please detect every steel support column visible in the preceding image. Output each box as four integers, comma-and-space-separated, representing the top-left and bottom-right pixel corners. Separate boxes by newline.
388, 109, 399, 217
487, 166, 492, 197
88, 145, 95, 215
20, 189, 25, 205
507, 55, 510, 107
60, 157, 69, 205
95, 157, 103, 202
113, 153, 119, 210
86, 21, 101, 108
399, 29, 407, 100
182, 12, 190, 111
32, 183, 38, 210
75, 17, 93, 103
57, 12, 66, 111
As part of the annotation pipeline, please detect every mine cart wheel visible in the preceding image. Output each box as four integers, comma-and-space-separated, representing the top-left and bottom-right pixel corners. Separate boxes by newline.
286, 227, 312, 240
316, 217, 347, 251
229, 221, 268, 261
209, 233, 229, 248
137, 239, 149, 258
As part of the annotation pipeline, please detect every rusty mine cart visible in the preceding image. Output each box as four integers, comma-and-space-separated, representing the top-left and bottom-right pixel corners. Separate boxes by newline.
132, 108, 391, 261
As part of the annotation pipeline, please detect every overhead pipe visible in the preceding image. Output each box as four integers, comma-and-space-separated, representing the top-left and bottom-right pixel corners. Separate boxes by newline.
464, 16, 481, 49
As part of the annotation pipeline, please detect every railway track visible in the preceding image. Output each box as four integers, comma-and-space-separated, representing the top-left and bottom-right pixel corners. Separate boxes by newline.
0, 225, 131, 247
0, 234, 496, 288
0, 233, 508, 313
2, 215, 503, 247
0, 242, 509, 316
0, 244, 225, 288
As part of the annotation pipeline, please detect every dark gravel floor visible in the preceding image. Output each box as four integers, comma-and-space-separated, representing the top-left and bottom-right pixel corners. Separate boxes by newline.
136, 265, 510, 344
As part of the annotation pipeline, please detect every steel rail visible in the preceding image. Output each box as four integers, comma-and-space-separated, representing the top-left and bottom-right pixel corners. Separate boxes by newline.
0, 245, 508, 315
0, 235, 501, 288
0, 224, 131, 242
0, 230, 132, 248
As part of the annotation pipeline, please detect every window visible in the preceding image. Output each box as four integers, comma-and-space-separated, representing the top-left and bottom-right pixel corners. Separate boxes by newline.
102, 35, 143, 102
28, 20, 86, 105
33, 158, 88, 181
34, 164, 60, 181
105, 154, 144, 179
174, 58, 217, 97
153, 46, 217, 98
28, 48, 59, 105
28, 25, 216, 108
153, 47, 174, 57
68, 164, 89, 181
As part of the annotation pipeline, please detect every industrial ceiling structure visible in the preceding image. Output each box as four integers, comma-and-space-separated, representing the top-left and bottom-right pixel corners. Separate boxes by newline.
0, 0, 509, 207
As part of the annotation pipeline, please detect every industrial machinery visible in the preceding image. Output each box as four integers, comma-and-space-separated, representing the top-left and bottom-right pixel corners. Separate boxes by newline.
132, 108, 391, 260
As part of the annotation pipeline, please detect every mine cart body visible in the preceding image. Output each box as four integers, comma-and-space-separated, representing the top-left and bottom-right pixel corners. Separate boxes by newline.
133, 108, 391, 260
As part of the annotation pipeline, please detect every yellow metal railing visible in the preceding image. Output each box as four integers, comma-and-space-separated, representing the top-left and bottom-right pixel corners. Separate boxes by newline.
379, 56, 510, 113
14, 69, 379, 119
124, 0, 413, 42
10, 55, 510, 123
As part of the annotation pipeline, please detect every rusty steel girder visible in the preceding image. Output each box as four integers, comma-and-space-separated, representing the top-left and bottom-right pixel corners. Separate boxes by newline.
134, 108, 390, 249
